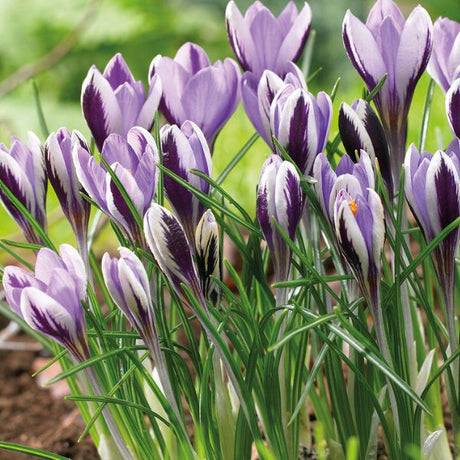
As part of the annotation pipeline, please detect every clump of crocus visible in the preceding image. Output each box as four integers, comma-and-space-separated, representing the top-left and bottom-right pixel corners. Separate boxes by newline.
161, 121, 212, 245
73, 126, 158, 246
338, 99, 392, 194
81, 53, 162, 152
343, 0, 433, 190
0, 132, 47, 245
313, 150, 375, 225
2, 244, 88, 361
226, 1, 311, 79
241, 63, 306, 146
427, 17, 460, 92
270, 85, 332, 175
447, 77, 460, 139
45, 128, 91, 262
404, 145, 460, 356
150, 42, 240, 147
257, 155, 303, 294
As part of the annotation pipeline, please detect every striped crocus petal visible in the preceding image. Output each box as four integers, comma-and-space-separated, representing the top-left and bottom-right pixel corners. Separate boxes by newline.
81, 66, 122, 152
102, 248, 153, 335
161, 121, 212, 244
20, 285, 88, 360
2, 266, 44, 317
45, 128, 90, 240
446, 78, 460, 139
144, 204, 201, 298
339, 99, 392, 192
195, 210, 221, 307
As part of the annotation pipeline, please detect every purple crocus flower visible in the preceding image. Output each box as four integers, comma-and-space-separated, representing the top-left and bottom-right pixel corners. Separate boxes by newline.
446, 77, 460, 139
2, 244, 88, 361
338, 99, 392, 194
334, 188, 384, 305
241, 62, 305, 145
270, 85, 332, 175
161, 121, 212, 245
73, 127, 158, 245
404, 144, 460, 350
257, 155, 302, 284
81, 53, 162, 152
150, 43, 240, 147
226, 1, 311, 79
0, 132, 47, 245
343, 0, 432, 189
427, 17, 460, 93
45, 128, 91, 253
144, 204, 203, 302
313, 151, 375, 225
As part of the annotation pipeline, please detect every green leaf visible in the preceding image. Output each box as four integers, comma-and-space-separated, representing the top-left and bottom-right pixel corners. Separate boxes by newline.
0, 442, 69, 460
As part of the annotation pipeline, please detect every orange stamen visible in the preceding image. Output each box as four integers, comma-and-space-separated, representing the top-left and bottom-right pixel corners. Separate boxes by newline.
348, 200, 358, 217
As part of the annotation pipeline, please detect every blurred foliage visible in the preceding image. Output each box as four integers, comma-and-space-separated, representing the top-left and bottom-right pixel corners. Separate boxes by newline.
0, 0, 457, 244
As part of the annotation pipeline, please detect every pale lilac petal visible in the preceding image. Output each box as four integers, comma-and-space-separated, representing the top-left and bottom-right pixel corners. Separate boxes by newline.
103, 53, 135, 88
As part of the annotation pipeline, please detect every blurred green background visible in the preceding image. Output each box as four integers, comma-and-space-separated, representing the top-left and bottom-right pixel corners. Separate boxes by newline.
0, 0, 458, 248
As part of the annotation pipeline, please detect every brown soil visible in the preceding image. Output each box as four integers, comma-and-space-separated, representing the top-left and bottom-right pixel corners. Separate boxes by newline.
0, 315, 98, 460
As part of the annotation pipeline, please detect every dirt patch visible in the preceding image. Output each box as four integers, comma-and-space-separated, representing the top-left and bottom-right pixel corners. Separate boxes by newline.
0, 316, 98, 460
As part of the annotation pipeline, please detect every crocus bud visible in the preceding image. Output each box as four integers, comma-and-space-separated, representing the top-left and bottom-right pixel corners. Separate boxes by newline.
343, 0, 432, 188
446, 77, 460, 139
161, 121, 212, 245
45, 128, 91, 249
150, 43, 240, 147
270, 86, 332, 175
427, 17, 460, 93
195, 210, 221, 307
241, 63, 306, 146
0, 132, 47, 245
81, 53, 162, 152
102, 248, 155, 345
257, 155, 302, 283
334, 188, 385, 303
144, 204, 202, 302
226, 1, 312, 79
73, 127, 158, 245
338, 99, 392, 194
313, 150, 375, 224
3, 244, 88, 361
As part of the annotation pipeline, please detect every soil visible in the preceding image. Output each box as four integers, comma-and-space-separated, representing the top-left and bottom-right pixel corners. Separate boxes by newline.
0, 315, 99, 460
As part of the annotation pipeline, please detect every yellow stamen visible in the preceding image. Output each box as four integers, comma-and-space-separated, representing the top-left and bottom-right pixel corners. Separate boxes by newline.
349, 200, 358, 217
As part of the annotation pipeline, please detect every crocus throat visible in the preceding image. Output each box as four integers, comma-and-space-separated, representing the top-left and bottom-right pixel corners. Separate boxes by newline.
349, 200, 358, 217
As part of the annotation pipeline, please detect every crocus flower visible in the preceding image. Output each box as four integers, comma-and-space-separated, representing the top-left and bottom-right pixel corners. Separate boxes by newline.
313, 151, 375, 225
270, 86, 332, 175
81, 53, 162, 152
334, 188, 385, 307
161, 121, 212, 245
427, 17, 460, 93
446, 77, 460, 139
2, 244, 88, 361
241, 63, 305, 145
45, 128, 91, 254
195, 210, 221, 307
404, 145, 460, 350
343, 0, 432, 189
150, 43, 240, 147
0, 132, 47, 245
257, 155, 302, 285
226, 1, 312, 79
338, 99, 392, 194
74, 127, 158, 245
144, 204, 203, 302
